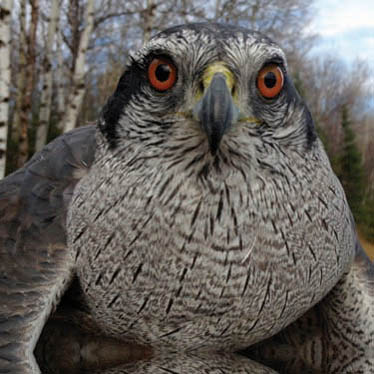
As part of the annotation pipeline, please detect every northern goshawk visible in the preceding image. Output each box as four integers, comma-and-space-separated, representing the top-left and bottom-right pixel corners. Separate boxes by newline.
0, 23, 373, 374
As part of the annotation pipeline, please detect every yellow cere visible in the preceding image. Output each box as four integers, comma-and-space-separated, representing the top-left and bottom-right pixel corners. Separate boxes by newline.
202, 63, 263, 126
177, 61, 263, 126
202, 62, 236, 93
192, 61, 237, 102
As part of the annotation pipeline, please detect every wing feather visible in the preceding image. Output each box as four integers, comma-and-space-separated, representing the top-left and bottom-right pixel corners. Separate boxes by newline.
0, 125, 96, 373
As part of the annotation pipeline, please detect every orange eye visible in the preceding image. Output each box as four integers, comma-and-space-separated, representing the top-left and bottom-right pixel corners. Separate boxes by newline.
257, 64, 284, 98
148, 58, 177, 91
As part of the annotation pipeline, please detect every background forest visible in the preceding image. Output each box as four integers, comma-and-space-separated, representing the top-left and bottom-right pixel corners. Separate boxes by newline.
0, 0, 373, 257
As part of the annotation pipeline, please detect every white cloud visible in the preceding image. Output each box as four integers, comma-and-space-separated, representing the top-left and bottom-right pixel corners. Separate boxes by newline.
365, 37, 374, 48
314, 0, 374, 36
310, 0, 374, 65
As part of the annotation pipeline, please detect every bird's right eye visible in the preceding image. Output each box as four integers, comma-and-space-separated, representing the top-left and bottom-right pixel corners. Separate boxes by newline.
148, 58, 177, 91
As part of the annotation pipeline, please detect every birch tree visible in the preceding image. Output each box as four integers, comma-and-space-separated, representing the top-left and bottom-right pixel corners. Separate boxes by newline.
35, 0, 59, 151
18, 0, 39, 168
11, 0, 27, 146
0, 0, 13, 178
63, 0, 95, 132
56, 28, 66, 130
142, 0, 156, 43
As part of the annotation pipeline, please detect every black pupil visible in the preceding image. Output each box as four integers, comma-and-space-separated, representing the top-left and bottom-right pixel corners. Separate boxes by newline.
264, 71, 277, 88
155, 64, 171, 82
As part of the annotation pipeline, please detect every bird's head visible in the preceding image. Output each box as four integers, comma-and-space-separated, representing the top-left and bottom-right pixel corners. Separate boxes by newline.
98, 23, 317, 182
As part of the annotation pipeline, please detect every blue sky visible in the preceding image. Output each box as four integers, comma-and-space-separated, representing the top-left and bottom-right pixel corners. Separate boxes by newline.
311, 0, 374, 65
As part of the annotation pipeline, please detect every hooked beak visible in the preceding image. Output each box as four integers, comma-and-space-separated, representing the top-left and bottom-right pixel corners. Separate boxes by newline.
194, 64, 239, 155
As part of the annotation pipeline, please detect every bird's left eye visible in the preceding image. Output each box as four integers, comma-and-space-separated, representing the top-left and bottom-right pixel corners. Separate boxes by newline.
257, 64, 284, 98
148, 58, 177, 91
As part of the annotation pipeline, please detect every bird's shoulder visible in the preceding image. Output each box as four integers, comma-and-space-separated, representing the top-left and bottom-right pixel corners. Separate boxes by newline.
0, 125, 96, 372
0, 124, 96, 248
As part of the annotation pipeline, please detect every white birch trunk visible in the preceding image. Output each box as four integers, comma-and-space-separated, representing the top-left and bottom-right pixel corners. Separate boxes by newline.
18, 0, 39, 168
142, 0, 155, 43
63, 0, 94, 132
56, 29, 65, 130
35, 0, 59, 151
0, 0, 13, 178
11, 0, 26, 145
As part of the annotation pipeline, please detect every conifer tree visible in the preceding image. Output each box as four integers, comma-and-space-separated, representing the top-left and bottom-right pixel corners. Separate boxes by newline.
337, 105, 365, 223
363, 194, 374, 241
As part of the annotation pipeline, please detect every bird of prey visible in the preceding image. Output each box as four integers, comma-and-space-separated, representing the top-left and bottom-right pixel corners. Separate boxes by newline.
0, 23, 373, 374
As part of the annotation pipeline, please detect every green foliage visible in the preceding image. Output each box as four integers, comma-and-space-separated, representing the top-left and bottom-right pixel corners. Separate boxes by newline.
336, 106, 365, 223
362, 193, 374, 241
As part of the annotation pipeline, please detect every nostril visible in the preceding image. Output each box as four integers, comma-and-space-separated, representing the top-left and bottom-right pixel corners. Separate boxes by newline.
199, 81, 205, 93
